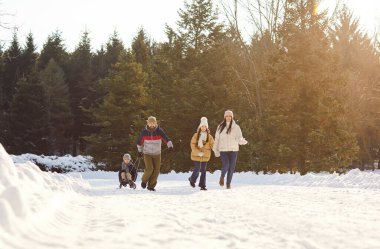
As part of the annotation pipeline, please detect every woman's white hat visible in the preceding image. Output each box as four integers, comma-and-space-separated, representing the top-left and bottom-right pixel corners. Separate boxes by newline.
224, 110, 233, 118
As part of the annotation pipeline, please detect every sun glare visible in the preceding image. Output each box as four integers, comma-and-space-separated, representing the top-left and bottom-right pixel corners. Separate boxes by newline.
318, 0, 380, 35
313, 0, 322, 15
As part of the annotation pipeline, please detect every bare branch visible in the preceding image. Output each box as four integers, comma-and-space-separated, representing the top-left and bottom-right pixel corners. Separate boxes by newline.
0, 3, 14, 30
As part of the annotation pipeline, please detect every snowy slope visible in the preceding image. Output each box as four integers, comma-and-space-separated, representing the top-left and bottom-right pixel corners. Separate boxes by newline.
1, 143, 380, 249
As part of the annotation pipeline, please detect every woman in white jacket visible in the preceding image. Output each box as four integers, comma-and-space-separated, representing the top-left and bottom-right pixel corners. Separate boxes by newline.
213, 110, 247, 189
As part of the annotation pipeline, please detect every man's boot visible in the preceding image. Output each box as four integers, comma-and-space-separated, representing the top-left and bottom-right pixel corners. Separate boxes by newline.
147, 187, 156, 191
141, 182, 147, 189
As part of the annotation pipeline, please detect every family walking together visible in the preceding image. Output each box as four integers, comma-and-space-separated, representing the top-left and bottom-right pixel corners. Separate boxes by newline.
118, 110, 247, 191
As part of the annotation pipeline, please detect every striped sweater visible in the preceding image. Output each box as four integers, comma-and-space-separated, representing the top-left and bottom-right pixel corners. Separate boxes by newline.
136, 125, 172, 156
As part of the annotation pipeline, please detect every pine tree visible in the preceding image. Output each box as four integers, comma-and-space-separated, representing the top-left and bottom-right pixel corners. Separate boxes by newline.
67, 31, 96, 155
261, 0, 358, 174
132, 28, 152, 73
40, 58, 73, 154
38, 31, 68, 71
2, 32, 22, 111
0, 45, 7, 144
92, 31, 126, 80
130, 29, 157, 118
9, 74, 49, 154
330, 6, 380, 168
85, 54, 148, 170
177, 0, 223, 57
92, 45, 107, 80
1, 33, 23, 149
104, 31, 125, 73
233, 32, 278, 173
20, 32, 38, 76
92, 32, 127, 126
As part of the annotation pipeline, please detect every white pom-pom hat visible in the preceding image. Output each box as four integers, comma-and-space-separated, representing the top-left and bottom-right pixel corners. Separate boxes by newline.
198, 117, 209, 129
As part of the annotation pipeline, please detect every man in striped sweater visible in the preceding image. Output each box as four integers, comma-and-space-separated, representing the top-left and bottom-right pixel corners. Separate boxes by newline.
136, 116, 173, 191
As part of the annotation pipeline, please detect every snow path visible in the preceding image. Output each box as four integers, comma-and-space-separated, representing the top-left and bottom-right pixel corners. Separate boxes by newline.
2, 173, 380, 249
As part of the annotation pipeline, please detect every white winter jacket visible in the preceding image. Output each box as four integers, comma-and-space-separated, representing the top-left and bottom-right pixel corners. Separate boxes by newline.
213, 121, 243, 157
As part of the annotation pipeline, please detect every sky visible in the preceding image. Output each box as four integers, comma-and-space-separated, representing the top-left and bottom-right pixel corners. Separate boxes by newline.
319, 0, 380, 35
0, 0, 379, 52
0, 0, 184, 51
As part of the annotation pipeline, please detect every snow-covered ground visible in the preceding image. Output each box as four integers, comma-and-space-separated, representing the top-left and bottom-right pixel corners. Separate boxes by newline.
1, 144, 380, 249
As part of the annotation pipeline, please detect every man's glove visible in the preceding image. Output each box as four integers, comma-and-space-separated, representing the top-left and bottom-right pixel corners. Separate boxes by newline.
167, 141, 174, 149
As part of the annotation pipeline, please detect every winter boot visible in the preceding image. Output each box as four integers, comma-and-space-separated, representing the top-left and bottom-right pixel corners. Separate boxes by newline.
141, 182, 147, 189
226, 184, 231, 189
129, 180, 136, 189
188, 177, 195, 188
200, 187, 207, 191
219, 176, 224, 187
147, 187, 156, 191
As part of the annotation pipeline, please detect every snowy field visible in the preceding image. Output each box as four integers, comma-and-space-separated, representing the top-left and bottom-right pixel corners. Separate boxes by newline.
1, 144, 380, 249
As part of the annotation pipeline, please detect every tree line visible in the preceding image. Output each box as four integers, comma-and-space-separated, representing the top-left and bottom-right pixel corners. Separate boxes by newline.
0, 0, 379, 174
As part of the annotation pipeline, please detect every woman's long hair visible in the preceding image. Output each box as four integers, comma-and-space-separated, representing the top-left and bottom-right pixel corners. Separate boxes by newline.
218, 118, 233, 134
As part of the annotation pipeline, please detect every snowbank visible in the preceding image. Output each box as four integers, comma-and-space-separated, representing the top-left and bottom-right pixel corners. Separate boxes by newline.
0, 144, 89, 234
11, 153, 95, 172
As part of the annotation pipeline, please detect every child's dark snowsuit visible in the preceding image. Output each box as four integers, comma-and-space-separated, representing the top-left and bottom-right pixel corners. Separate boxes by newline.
118, 162, 137, 189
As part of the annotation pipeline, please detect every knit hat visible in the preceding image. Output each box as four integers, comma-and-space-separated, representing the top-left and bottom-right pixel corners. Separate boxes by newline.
123, 153, 131, 161
147, 116, 157, 124
224, 110, 234, 118
198, 117, 208, 129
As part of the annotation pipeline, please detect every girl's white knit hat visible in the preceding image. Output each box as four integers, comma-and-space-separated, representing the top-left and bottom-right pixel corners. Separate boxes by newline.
199, 117, 208, 128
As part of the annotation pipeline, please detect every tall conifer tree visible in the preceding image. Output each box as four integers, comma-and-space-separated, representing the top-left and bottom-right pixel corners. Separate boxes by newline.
1, 33, 22, 148
92, 31, 126, 80
9, 75, 49, 154
21, 32, 38, 76
330, 6, 380, 168
40, 58, 73, 154
67, 31, 95, 155
2, 32, 22, 110
38, 31, 68, 71
85, 54, 148, 169
261, 0, 358, 173
0, 45, 6, 144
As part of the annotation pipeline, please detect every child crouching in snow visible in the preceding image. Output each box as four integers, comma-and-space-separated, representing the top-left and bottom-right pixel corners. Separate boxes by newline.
189, 117, 215, 191
118, 153, 137, 189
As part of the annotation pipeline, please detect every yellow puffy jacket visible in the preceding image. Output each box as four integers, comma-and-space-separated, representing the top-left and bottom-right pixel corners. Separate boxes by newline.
190, 131, 215, 162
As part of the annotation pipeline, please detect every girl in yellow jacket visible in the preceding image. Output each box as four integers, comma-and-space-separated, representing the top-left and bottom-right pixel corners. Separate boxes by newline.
189, 117, 215, 191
